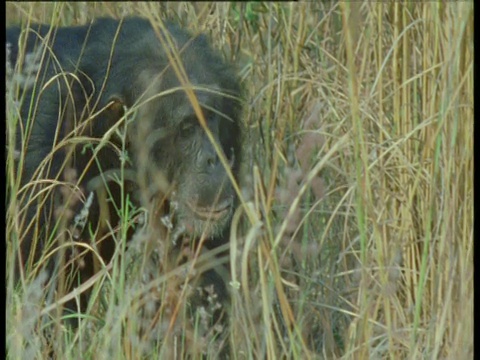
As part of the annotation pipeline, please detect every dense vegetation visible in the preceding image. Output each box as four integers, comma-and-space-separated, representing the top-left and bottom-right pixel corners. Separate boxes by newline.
6, 2, 473, 359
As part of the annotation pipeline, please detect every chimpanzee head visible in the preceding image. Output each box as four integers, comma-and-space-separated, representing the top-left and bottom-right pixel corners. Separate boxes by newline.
92, 20, 243, 240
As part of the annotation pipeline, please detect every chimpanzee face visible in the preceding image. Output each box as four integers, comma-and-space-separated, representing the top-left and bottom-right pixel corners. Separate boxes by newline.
129, 80, 241, 239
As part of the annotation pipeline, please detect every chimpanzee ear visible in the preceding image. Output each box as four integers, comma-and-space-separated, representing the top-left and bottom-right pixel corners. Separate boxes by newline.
105, 95, 125, 120
96, 95, 128, 144
105, 94, 141, 149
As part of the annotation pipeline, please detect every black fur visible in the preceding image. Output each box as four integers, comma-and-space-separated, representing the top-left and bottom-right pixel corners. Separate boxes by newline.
6, 17, 242, 332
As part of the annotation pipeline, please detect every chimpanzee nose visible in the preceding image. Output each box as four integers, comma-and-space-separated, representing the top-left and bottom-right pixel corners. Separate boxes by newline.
197, 137, 222, 171
205, 151, 218, 168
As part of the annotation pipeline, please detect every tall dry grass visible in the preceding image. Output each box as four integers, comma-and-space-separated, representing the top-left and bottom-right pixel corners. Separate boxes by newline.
6, 2, 473, 359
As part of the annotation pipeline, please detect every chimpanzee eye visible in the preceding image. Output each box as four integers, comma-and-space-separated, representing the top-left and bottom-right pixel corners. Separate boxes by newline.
180, 116, 197, 136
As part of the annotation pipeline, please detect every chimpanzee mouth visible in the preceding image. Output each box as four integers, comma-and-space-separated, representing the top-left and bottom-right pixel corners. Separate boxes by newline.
186, 199, 232, 221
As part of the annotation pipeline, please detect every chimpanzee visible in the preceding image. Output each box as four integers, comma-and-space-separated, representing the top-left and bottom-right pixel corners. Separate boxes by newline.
6, 16, 242, 342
